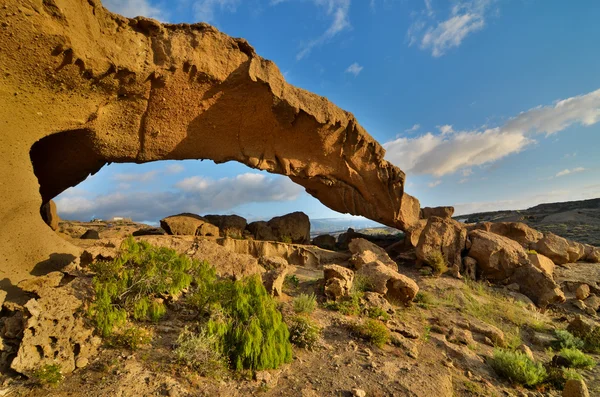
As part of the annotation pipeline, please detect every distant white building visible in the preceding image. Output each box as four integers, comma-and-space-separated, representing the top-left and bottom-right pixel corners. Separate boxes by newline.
110, 216, 132, 222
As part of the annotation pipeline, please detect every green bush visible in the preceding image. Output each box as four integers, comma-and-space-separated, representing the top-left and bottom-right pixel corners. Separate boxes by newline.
355, 319, 390, 348
366, 306, 390, 321
546, 367, 582, 390
351, 275, 373, 294
284, 274, 300, 289
558, 348, 596, 369
110, 325, 153, 350
324, 292, 362, 316
33, 364, 63, 387
288, 316, 321, 350
293, 293, 317, 314
281, 236, 292, 244
490, 349, 547, 387
426, 251, 447, 276
204, 275, 293, 371
174, 327, 228, 377
88, 237, 200, 336
552, 330, 585, 350
414, 291, 436, 309
526, 249, 538, 255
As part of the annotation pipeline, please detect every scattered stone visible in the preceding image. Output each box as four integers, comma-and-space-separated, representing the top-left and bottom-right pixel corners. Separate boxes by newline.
323, 264, 354, 300
312, 234, 336, 250
351, 388, 366, 397
509, 263, 565, 308
583, 245, 600, 263
585, 295, 600, 311
160, 213, 219, 236
471, 222, 542, 249
457, 319, 505, 347
80, 229, 100, 239
447, 327, 476, 346
528, 253, 555, 277
18, 271, 64, 293
262, 267, 288, 297
387, 320, 419, 339
567, 315, 600, 340
416, 216, 466, 277
467, 230, 530, 280
361, 292, 394, 315
356, 261, 419, 304
534, 233, 584, 265
573, 300, 587, 311
576, 284, 591, 300
562, 379, 590, 397
349, 238, 397, 271
259, 256, 289, 271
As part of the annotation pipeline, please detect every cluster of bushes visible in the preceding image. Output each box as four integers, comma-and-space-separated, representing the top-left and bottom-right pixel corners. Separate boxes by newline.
491, 329, 596, 389
288, 293, 321, 351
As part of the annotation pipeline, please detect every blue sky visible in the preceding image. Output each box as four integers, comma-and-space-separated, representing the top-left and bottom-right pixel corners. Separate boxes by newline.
56, 0, 600, 223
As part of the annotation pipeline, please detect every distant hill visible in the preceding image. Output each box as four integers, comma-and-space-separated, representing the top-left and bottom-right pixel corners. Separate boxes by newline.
456, 198, 600, 246
310, 217, 383, 236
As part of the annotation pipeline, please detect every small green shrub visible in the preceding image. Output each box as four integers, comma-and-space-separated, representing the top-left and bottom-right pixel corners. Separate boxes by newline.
366, 306, 390, 321
426, 251, 447, 276
174, 327, 228, 377
490, 349, 547, 387
288, 316, 321, 350
293, 293, 317, 314
284, 274, 300, 289
351, 275, 373, 294
414, 291, 436, 309
33, 364, 63, 387
281, 236, 292, 244
324, 292, 362, 316
355, 319, 390, 348
546, 367, 582, 390
558, 348, 596, 369
526, 249, 538, 255
110, 325, 153, 350
553, 329, 585, 350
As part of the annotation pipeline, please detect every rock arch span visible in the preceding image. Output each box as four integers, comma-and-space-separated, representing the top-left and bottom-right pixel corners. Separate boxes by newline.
0, 0, 420, 282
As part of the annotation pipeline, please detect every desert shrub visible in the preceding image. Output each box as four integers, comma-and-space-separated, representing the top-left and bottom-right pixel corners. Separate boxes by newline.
284, 274, 300, 289
552, 330, 585, 350
110, 325, 153, 350
526, 249, 538, 255
324, 292, 362, 316
366, 306, 390, 321
351, 274, 373, 294
281, 236, 292, 244
490, 349, 547, 387
546, 367, 583, 390
33, 364, 63, 387
204, 275, 293, 371
293, 293, 317, 314
558, 348, 596, 369
426, 251, 447, 276
414, 291, 436, 309
88, 237, 200, 336
580, 328, 600, 353
354, 319, 390, 348
288, 316, 321, 350
174, 327, 228, 377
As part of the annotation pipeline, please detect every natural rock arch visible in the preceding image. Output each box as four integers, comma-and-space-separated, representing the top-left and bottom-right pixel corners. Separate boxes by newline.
0, 0, 420, 282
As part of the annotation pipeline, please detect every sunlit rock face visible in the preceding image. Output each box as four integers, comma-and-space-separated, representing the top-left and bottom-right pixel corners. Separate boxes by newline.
0, 0, 419, 281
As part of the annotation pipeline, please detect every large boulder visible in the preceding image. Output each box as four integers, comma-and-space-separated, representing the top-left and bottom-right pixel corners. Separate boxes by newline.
323, 264, 355, 300
267, 212, 310, 244
583, 245, 600, 263
247, 221, 277, 241
356, 261, 419, 304
467, 230, 530, 280
416, 216, 467, 276
160, 213, 219, 237
204, 214, 247, 238
420, 206, 454, 219
405, 219, 427, 248
528, 253, 555, 277
349, 238, 397, 271
312, 234, 336, 251
80, 229, 100, 239
508, 263, 565, 307
40, 200, 60, 231
336, 228, 363, 250
0, 0, 421, 283
534, 233, 585, 265
471, 222, 543, 249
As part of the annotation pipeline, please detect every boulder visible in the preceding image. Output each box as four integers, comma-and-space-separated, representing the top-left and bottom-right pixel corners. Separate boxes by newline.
420, 206, 454, 219
467, 230, 530, 280
508, 263, 565, 308
472, 222, 542, 249
323, 264, 354, 300
262, 267, 288, 297
528, 253, 555, 277
567, 315, 600, 341
204, 214, 247, 238
80, 229, 100, 239
404, 220, 427, 248
416, 216, 466, 277
583, 245, 600, 263
258, 256, 289, 271
336, 228, 363, 250
160, 213, 219, 236
534, 233, 583, 265
349, 238, 397, 271
563, 379, 590, 397
462, 257, 477, 280
361, 292, 394, 315
585, 295, 600, 311
356, 261, 418, 304
40, 200, 60, 231
576, 284, 591, 301
267, 212, 310, 244
132, 228, 165, 236
312, 234, 336, 251
247, 221, 277, 241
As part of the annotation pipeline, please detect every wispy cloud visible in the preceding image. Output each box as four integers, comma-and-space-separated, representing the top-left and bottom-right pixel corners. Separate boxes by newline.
384, 88, 600, 176
193, 0, 240, 23
556, 167, 587, 177
438, 124, 454, 135
405, 124, 421, 133
56, 173, 303, 222
165, 163, 185, 174
345, 62, 363, 76
428, 180, 442, 188
408, 0, 495, 57
103, 0, 165, 20
292, 0, 352, 60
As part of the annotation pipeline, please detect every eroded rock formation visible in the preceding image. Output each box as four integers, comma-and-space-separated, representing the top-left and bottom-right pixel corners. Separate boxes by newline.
0, 0, 419, 281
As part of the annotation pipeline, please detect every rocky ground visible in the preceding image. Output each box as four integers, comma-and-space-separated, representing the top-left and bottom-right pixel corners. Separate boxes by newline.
1, 210, 600, 397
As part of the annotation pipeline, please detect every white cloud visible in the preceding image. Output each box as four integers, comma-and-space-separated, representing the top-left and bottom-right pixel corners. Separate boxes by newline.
461, 168, 473, 177
113, 170, 159, 183
438, 124, 454, 135
408, 0, 494, 57
345, 62, 363, 76
428, 180, 442, 188
165, 163, 185, 174
56, 173, 304, 222
556, 167, 587, 178
193, 0, 240, 23
384, 88, 600, 176
103, 0, 164, 20
293, 0, 352, 60
405, 124, 421, 133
